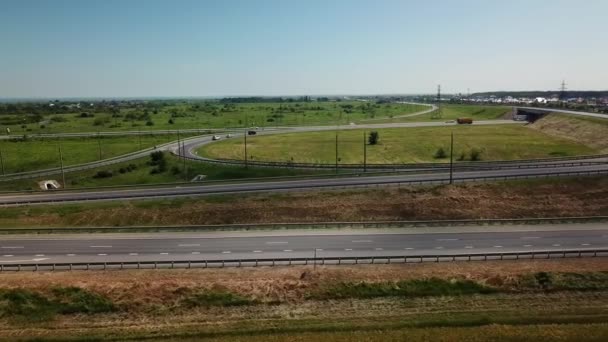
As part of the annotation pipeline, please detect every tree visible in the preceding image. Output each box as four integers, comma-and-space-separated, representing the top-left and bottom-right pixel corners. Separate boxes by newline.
368, 131, 379, 145
168, 118, 175, 124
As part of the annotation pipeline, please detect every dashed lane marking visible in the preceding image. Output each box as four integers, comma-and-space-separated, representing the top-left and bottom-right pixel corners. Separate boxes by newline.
97, 253, 107, 256
178, 244, 200, 247
3, 255, 13, 257
283, 249, 293, 252
352, 240, 373, 243
160, 252, 169, 255
90, 246, 112, 248
252, 250, 262, 253
129, 253, 138, 256
221, 251, 231, 254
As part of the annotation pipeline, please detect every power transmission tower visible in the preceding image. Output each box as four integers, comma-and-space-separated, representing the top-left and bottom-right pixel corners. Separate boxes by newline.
559, 80, 567, 101
431, 84, 442, 119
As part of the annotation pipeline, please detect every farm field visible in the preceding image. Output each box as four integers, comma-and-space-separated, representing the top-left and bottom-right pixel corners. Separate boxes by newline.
199, 125, 595, 164
0, 101, 429, 134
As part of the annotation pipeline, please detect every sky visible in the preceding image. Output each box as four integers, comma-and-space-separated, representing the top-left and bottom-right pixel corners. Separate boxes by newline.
0, 0, 607, 98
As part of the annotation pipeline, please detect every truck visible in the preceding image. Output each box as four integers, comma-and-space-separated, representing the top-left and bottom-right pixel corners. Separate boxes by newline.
457, 117, 473, 124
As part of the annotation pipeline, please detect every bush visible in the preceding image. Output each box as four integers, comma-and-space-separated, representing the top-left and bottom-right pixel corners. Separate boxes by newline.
168, 118, 174, 124
118, 167, 127, 174
457, 152, 466, 161
368, 131, 379, 145
93, 170, 113, 178
171, 166, 181, 175
470, 148, 482, 161
182, 291, 253, 308
312, 278, 496, 300
50, 116, 68, 123
146, 120, 154, 126
434, 147, 447, 159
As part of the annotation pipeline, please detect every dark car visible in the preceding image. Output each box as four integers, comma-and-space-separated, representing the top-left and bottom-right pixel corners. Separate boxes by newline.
247, 130, 257, 135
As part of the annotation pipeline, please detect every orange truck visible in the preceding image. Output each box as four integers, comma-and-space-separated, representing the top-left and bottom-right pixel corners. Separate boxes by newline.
457, 117, 473, 124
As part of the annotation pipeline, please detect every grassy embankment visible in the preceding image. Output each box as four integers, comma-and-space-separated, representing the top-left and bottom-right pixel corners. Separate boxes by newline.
0, 102, 429, 134
1, 176, 608, 227
199, 124, 595, 164
0, 259, 607, 341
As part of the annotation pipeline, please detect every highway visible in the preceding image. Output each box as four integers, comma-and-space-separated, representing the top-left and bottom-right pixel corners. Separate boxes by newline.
1, 224, 606, 264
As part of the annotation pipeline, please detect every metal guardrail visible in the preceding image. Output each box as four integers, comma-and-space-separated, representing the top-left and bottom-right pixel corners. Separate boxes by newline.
186, 152, 608, 170
1, 249, 606, 272
2, 216, 608, 235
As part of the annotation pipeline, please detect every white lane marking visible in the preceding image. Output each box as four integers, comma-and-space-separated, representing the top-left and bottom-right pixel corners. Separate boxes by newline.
97, 253, 107, 256
315, 248, 324, 251
191, 252, 200, 255
521, 237, 541, 240
352, 240, 373, 243
523, 245, 533, 247
178, 244, 200, 247
1, 246, 24, 249
435, 246, 444, 249
283, 249, 293, 252
404, 247, 414, 250
464, 246, 474, 249
581, 243, 591, 246
552, 244, 561, 247
493, 246, 503, 248
221, 251, 231, 254
90, 246, 112, 248
437, 238, 458, 241
0, 257, 48, 263
3, 255, 13, 257
129, 253, 139, 256
66, 254, 76, 256
35, 254, 45, 257
160, 252, 169, 255
252, 250, 262, 253
345, 248, 353, 251
375, 248, 384, 251
266, 241, 288, 244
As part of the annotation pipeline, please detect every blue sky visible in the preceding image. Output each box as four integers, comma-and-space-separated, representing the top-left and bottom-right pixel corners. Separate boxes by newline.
1, 0, 606, 98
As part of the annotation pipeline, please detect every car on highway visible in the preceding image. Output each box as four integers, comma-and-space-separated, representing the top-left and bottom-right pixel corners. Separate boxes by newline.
247, 130, 257, 135
226, 134, 233, 138
212, 135, 221, 140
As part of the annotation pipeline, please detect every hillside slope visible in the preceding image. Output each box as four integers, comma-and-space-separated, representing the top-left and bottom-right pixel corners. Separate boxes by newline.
530, 113, 608, 152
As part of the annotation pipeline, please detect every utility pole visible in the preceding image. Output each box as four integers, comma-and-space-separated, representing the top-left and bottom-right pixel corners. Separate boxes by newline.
313, 248, 317, 271
449, 132, 454, 185
0, 149, 4, 175
432, 84, 442, 119
363, 131, 367, 172
59, 143, 66, 188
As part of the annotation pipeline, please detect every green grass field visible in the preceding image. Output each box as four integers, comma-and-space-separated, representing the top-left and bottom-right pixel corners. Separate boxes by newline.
199, 125, 595, 164
371, 104, 511, 123
0, 101, 429, 134
0, 153, 321, 191
0, 134, 190, 173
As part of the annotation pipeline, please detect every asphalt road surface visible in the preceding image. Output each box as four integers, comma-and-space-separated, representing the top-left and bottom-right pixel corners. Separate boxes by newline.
1, 224, 606, 264
1, 161, 607, 205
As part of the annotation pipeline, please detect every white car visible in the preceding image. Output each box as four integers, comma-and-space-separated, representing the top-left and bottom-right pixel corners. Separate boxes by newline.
212, 135, 221, 141
226, 134, 233, 138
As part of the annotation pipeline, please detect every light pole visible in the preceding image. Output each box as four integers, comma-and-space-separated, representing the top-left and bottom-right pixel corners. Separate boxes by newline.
335, 131, 339, 174
0, 149, 4, 175
244, 115, 248, 169
363, 131, 367, 172
449, 132, 454, 185
58, 143, 66, 188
